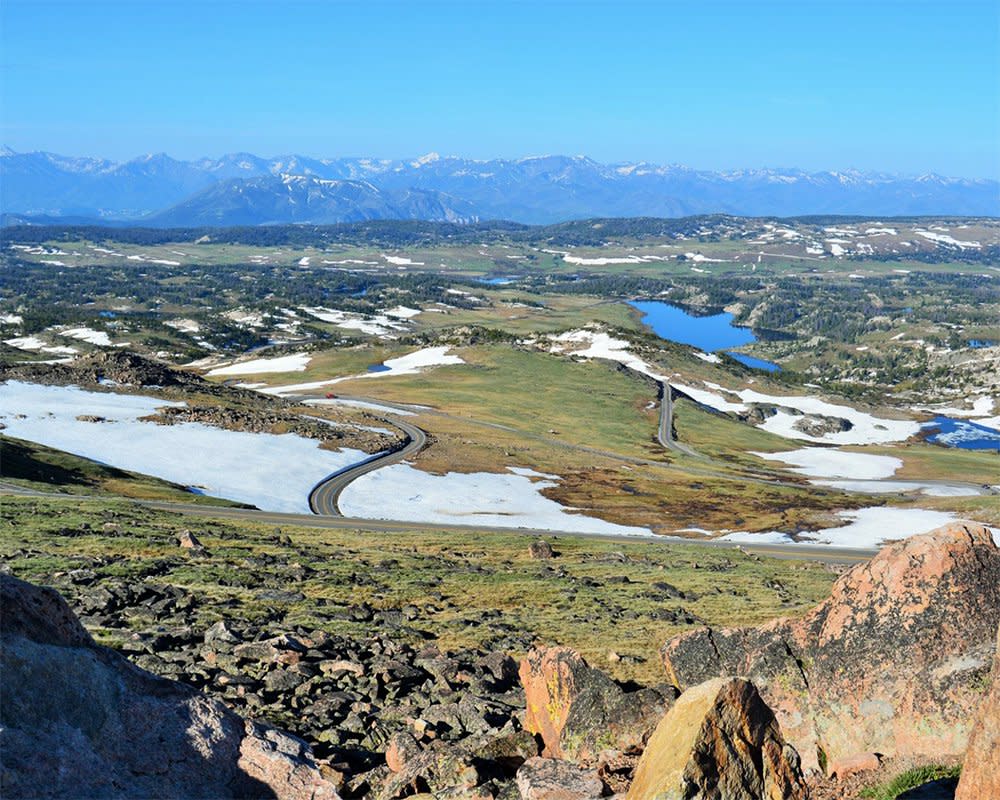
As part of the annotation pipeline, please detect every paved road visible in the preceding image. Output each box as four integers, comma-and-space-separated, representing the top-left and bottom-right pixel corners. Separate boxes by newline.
0, 484, 877, 565
308, 416, 427, 516
657, 382, 702, 459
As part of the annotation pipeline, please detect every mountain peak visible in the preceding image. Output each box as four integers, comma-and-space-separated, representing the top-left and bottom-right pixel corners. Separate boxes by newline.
411, 152, 441, 168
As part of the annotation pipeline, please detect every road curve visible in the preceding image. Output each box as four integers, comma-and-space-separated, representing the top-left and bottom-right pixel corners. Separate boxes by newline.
657, 382, 702, 458
308, 416, 427, 516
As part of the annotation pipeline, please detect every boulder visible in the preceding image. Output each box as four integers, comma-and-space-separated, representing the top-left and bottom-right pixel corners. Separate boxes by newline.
955, 623, 1000, 800
177, 529, 204, 549
529, 540, 555, 559
520, 646, 675, 764
385, 731, 422, 773
660, 522, 1000, 773
625, 677, 807, 800
515, 757, 604, 800
827, 752, 881, 780
0, 574, 340, 799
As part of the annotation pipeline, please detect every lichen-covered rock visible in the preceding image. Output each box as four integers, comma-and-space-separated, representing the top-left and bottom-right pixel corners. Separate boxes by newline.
0, 574, 340, 799
515, 757, 604, 800
955, 623, 1000, 800
625, 678, 807, 800
520, 646, 676, 764
529, 540, 555, 559
661, 522, 1000, 773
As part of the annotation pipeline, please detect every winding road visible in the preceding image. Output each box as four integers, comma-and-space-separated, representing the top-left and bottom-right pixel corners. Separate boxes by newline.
657, 382, 702, 459
308, 415, 426, 515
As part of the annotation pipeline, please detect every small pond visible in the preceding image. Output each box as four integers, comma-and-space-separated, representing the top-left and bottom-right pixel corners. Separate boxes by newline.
629, 300, 781, 372
366, 364, 391, 373
476, 276, 518, 285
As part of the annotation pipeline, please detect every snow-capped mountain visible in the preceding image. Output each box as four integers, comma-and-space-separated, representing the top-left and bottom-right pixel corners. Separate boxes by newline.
2, 149, 996, 225
146, 174, 478, 226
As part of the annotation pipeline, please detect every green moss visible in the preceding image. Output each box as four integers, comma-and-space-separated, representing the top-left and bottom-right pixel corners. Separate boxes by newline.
859, 765, 961, 800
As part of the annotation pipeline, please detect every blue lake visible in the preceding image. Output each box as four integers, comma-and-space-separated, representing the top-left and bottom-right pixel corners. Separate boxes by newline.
629, 300, 780, 371
967, 340, 994, 349
924, 417, 1000, 451
367, 364, 391, 373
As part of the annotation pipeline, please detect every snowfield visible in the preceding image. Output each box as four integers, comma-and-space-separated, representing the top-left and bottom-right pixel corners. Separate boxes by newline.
207, 353, 312, 376
300, 306, 410, 338
720, 507, 966, 548
372, 346, 464, 376
752, 448, 902, 479
263, 346, 465, 395
0, 381, 372, 513
338, 463, 654, 537
58, 327, 113, 347
382, 255, 425, 266
304, 397, 418, 416
550, 330, 667, 380
674, 383, 921, 445
4, 336, 78, 355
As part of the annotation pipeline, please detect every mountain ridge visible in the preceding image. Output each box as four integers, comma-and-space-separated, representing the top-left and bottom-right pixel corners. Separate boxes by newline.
3, 149, 997, 225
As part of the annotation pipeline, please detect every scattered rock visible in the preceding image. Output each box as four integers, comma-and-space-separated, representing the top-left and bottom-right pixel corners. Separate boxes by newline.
955, 622, 1000, 800
625, 677, 808, 800
828, 752, 882, 780
660, 522, 1000, 773
0, 574, 341, 799
520, 646, 675, 764
177, 529, 203, 549
385, 731, 421, 773
528, 540, 555, 559
515, 757, 604, 800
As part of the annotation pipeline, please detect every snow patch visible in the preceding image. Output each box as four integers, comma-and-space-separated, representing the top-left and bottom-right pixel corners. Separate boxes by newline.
207, 353, 312, 376
58, 327, 113, 346
338, 463, 653, 537
752, 448, 902, 479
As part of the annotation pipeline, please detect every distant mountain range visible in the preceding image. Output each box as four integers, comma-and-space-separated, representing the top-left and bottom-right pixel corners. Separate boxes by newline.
2, 148, 997, 226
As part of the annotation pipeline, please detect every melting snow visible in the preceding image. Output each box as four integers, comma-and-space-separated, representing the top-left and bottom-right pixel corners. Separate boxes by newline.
752, 448, 902, 479
58, 327, 112, 346
0, 381, 372, 513
207, 353, 312, 376
720, 507, 963, 549
263, 346, 464, 395
3, 336, 78, 355
339, 464, 654, 536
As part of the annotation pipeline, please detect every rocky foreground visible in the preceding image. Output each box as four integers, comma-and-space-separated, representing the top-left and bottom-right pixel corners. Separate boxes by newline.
2, 522, 998, 799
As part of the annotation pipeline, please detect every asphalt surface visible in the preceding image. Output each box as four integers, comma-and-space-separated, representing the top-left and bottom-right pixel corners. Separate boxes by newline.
657, 382, 702, 458
308, 416, 427, 515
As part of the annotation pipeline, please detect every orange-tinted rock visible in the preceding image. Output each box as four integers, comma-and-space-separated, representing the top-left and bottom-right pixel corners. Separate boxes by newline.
626, 677, 808, 800
385, 731, 421, 773
661, 522, 1000, 773
520, 646, 675, 764
955, 623, 1000, 800
828, 752, 881, 780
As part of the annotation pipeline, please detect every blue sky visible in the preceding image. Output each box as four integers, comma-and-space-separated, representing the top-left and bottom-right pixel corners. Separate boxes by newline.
2, 0, 997, 177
